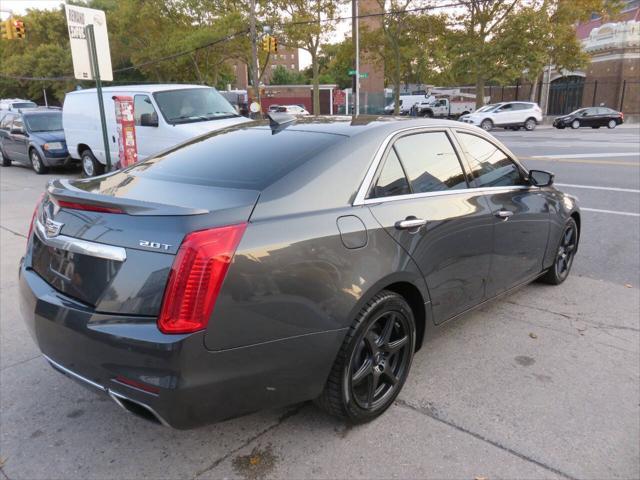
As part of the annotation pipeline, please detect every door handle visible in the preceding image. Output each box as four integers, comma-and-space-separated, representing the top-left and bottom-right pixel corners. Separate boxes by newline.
395, 218, 427, 230
495, 210, 514, 220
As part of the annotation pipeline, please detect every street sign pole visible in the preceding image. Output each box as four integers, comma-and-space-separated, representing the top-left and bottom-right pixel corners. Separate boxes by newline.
85, 24, 111, 173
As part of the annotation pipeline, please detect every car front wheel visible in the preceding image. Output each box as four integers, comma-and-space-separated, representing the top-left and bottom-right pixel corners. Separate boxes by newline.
571, 120, 580, 129
540, 218, 578, 285
81, 149, 105, 177
315, 290, 416, 423
480, 119, 493, 131
30, 149, 48, 174
524, 118, 537, 131
608, 120, 617, 129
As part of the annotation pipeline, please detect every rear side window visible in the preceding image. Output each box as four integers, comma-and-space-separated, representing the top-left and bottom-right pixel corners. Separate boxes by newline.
126, 127, 344, 190
371, 149, 411, 198
393, 132, 467, 193
457, 132, 526, 187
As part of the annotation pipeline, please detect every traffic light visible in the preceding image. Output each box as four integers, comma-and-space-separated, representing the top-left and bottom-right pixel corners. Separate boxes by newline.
1, 19, 14, 40
270, 36, 278, 53
262, 35, 270, 52
14, 20, 25, 39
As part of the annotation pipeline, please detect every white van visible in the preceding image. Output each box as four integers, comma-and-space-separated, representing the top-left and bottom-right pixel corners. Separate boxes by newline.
383, 94, 428, 115
63, 84, 250, 176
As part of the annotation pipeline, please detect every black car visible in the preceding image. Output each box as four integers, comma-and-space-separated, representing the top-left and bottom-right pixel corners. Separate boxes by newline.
0, 108, 73, 173
553, 107, 624, 129
19, 116, 580, 428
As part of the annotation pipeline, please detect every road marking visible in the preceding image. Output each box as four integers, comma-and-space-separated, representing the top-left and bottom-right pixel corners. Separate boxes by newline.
531, 153, 639, 159
556, 183, 640, 193
520, 157, 637, 166
581, 207, 640, 217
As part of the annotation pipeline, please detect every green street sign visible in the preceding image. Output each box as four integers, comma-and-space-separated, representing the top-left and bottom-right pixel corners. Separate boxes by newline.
348, 69, 356, 75
359, 72, 368, 78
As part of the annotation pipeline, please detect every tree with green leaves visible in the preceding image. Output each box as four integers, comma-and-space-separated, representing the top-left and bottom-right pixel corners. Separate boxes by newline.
271, 0, 339, 114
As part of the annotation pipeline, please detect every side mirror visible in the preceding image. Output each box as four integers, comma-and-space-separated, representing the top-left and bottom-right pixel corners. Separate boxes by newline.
529, 169, 554, 187
10, 126, 24, 135
140, 113, 158, 127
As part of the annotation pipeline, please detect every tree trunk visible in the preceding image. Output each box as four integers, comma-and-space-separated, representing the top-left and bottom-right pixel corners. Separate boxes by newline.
529, 72, 541, 101
475, 76, 485, 108
312, 52, 320, 115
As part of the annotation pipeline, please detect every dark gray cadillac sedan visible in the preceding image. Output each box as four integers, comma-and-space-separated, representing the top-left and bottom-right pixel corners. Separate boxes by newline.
19, 116, 580, 428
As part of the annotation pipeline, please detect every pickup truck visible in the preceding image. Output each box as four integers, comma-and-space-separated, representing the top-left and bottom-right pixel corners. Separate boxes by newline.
416, 98, 475, 119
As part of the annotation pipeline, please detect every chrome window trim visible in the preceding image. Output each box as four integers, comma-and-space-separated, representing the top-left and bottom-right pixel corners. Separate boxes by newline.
353, 124, 532, 206
44, 354, 106, 392
35, 219, 127, 262
361, 185, 534, 205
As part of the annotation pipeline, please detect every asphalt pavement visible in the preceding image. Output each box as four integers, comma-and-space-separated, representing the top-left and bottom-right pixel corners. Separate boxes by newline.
1, 124, 638, 480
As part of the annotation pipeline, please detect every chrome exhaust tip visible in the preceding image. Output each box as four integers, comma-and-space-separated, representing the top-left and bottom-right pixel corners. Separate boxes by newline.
108, 390, 170, 427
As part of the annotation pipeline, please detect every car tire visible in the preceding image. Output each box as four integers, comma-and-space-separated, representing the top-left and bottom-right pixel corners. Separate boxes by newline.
571, 120, 580, 129
480, 119, 493, 131
524, 118, 537, 131
81, 149, 104, 177
539, 218, 578, 285
608, 120, 617, 129
30, 149, 48, 175
315, 290, 416, 423
0, 148, 10, 167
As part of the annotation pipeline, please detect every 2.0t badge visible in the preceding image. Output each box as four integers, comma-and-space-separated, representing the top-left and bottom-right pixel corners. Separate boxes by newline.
139, 240, 172, 251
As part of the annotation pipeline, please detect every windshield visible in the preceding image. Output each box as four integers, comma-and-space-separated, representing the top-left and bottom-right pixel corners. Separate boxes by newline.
13, 102, 37, 109
24, 112, 63, 132
153, 88, 238, 124
476, 104, 500, 113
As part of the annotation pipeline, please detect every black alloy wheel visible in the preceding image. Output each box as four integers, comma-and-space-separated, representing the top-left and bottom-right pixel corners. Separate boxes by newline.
540, 218, 578, 285
316, 290, 416, 422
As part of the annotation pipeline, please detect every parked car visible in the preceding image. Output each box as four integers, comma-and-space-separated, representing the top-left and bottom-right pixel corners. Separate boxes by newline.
459, 101, 543, 131
552, 107, 623, 129
63, 84, 251, 177
268, 104, 281, 113
276, 105, 310, 115
0, 98, 38, 111
20, 116, 580, 429
0, 108, 73, 174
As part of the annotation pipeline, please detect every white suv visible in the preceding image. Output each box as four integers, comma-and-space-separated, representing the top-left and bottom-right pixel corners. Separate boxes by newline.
460, 101, 542, 131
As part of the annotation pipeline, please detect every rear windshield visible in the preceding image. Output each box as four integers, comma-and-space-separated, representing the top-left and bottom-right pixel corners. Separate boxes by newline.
24, 112, 63, 132
126, 127, 345, 190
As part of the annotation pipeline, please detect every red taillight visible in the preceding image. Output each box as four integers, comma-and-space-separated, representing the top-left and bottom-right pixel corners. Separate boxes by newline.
27, 193, 45, 242
56, 199, 124, 214
158, 223, 247, 334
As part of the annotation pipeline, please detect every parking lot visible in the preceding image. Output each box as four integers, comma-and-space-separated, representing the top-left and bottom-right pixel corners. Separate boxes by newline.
1, 124, 638, 479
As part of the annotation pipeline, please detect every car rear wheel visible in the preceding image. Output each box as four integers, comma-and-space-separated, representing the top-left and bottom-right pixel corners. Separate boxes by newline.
480, 119, 493, 131
0, 148, 10, 167
524, 118, 537, 131
315, 290, 415, 423
540, 218, 578, 285
30, 149, 48, 175
571, 120, 580, 129
81, 149, 104, 177
608, 120, 617, 129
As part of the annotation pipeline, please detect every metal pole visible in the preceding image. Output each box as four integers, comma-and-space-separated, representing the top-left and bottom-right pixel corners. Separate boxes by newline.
249, 0, 261, 117
619, 80, 626, 112
592, 80, 598, 107
85, 24, 111, 173
43, 88, 48, 107
352, 0, 359, 116
515, 80, 519, 101
501, 86, 504, 101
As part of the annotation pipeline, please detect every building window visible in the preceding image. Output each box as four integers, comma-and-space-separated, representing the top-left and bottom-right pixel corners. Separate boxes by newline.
291, 64, 295, 69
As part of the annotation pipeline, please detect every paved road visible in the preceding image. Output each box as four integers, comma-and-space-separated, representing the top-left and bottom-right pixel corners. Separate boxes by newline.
1, 125, 638, 480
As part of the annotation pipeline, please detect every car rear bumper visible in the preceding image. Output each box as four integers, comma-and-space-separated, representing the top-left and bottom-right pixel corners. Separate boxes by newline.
19, 263, 345, 429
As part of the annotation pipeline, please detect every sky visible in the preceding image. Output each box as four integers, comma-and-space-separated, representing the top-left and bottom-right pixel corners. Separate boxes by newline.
0, 0, 353, 69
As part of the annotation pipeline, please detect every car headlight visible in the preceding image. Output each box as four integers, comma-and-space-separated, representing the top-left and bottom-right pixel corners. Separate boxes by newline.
43, 142, 63, 151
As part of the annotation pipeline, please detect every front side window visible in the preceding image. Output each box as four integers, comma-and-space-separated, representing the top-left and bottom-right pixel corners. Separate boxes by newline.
11, 116, 24, 132
393, 132, 467, 193
497, 103, 513, 112
457, 132, 526, 188
134, 95, 158, 126
153, 88, 238, 124
370, 149, 411, 198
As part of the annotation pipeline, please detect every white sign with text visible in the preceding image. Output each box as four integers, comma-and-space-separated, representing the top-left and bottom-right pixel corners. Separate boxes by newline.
65, 5, 113, 81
